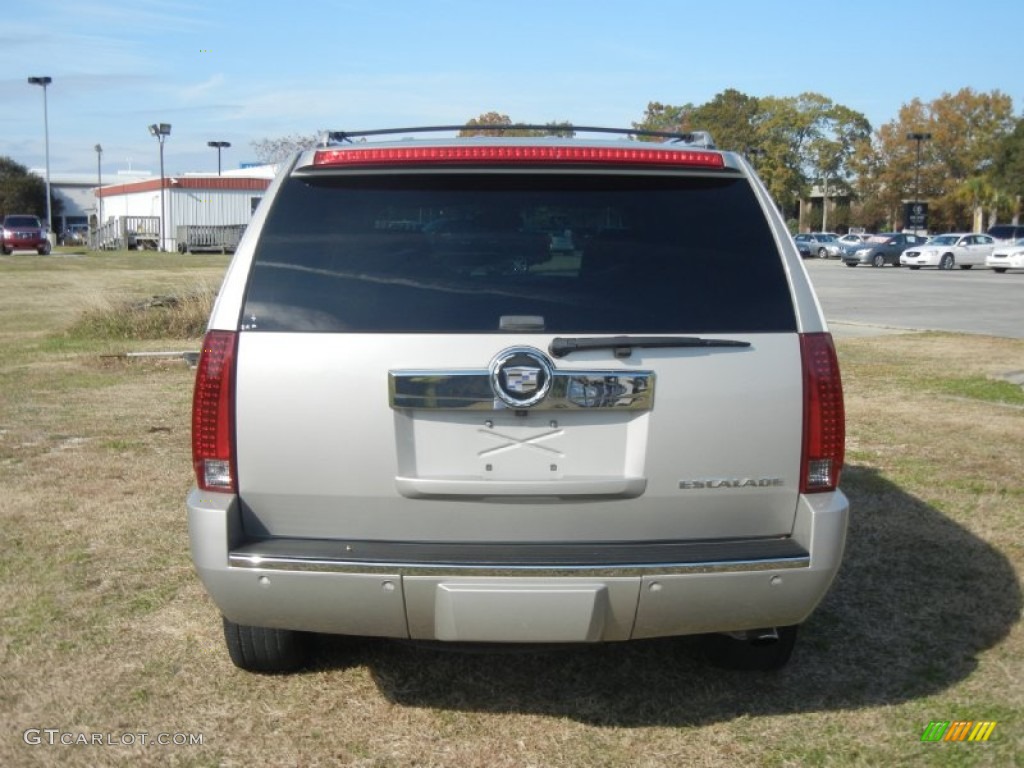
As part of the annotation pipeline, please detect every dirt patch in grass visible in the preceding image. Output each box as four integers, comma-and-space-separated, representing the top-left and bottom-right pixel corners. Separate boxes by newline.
1, 256, 1022, 766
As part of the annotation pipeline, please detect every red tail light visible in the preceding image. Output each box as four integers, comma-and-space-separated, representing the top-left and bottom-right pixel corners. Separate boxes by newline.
192, 330, 237, 493
800, 333, 845, 493
313, 145, 725, 169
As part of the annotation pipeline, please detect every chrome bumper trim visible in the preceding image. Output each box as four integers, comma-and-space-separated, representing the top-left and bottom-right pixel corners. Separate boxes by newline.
228, 537, 810, 577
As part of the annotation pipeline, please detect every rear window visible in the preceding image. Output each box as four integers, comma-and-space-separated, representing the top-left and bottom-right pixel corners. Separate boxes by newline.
242, 172, 796, 334
4, 216, 41, 228
988, 225, 1024, 240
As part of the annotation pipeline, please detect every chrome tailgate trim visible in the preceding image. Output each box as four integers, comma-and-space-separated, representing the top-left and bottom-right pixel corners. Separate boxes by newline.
228, 536, 809, 576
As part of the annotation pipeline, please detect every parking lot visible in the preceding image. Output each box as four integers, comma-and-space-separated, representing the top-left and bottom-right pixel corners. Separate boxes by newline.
804, 258, 1024, 339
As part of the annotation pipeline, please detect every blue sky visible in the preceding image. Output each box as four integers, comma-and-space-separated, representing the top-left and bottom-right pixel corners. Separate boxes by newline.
2, 0, 1022, 177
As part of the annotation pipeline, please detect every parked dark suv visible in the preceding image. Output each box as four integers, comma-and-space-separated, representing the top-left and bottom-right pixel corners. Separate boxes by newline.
1, 214, 50, 255
188, 126, 848, 673
987, 224, 1024, 244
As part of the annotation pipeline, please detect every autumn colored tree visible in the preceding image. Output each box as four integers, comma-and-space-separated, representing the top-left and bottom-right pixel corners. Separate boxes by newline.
852, 88, 1015, 231
247, 90, 1017, 233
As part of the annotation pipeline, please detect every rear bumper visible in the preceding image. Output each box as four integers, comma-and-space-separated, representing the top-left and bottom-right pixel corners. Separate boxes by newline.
187, 488, 848, 642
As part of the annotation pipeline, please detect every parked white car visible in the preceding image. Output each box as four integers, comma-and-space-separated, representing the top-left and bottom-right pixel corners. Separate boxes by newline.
986, 237, 1024, 273
900, 233, 997, 270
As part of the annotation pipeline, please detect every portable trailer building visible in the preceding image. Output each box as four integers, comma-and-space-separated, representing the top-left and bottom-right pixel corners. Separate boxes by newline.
94, 174, 272, 251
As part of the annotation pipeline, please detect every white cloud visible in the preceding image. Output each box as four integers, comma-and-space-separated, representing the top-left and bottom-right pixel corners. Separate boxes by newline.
179, 74, 227, 103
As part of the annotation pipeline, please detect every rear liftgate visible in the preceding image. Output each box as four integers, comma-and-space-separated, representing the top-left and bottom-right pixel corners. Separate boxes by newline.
391, 344, 654, 642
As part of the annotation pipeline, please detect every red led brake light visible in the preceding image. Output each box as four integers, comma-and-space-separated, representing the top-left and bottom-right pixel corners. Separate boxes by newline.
800, 333, 845, 493
192, 330, 237, 493
313, 145, 725, 169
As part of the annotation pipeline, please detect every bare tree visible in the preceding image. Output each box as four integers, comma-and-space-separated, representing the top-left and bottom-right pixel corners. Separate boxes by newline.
250, 132, 324, 164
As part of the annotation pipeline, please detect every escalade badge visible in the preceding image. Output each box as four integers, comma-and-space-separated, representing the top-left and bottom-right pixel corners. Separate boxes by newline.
490, 347, 553, 408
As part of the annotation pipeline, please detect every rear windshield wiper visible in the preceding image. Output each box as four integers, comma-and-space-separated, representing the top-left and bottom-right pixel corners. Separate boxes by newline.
549, 336, 751, 359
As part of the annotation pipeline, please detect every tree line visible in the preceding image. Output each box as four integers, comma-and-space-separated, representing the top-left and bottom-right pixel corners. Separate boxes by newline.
0, 157, 62, 223
7, 89, 1017, 234
250, 89, 1022, 234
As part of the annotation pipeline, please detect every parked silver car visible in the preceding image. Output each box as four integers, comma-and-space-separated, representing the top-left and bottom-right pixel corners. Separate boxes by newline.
794, 232, 843, 259
188, 126, 849, 673
836, 233, 869, 254
843, 232, 929, 267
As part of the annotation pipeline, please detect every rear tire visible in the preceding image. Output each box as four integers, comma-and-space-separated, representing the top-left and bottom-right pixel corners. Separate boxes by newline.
222, 616, 311, 673
700, 625, 798, 671
845, 262, 857, 268
994, 268, 1007, 274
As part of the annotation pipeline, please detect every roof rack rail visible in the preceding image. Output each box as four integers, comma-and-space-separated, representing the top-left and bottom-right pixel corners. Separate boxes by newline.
322, 125, 716, 149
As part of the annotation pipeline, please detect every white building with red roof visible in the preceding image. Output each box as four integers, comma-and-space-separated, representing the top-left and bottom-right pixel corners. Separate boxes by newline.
94, 165, 275, 251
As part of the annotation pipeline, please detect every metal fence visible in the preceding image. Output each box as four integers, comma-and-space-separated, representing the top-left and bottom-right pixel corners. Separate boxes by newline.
174, 224, 247, 253
91, 216, 161, 250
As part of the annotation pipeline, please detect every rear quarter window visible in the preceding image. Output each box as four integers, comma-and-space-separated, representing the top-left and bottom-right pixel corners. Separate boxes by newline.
988, 225, 1024, 240
4, 216, 41, 228
242, 172, 796, 334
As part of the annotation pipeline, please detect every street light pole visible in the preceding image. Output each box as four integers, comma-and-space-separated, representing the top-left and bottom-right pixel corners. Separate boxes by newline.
95, 144, 103, 247
822, 172, 829, 233
27, 76, 53, 238
906, 131, 932, 235
207, 141, 231, 176
148, 123, 171, 251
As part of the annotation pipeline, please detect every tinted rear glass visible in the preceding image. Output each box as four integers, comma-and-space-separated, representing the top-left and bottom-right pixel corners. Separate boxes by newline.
243, 172, 795, 334
988, 225, 1024, 239
4, 216, 41, 228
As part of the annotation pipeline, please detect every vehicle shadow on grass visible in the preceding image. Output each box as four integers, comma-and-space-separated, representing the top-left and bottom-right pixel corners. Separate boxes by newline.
314, 465, 1021, 726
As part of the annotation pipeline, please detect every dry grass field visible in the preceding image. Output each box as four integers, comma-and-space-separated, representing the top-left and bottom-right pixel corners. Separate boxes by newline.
1, 250, 1021, 767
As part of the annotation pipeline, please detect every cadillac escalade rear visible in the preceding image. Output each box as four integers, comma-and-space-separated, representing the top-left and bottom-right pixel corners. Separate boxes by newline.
187, 128, 848, 672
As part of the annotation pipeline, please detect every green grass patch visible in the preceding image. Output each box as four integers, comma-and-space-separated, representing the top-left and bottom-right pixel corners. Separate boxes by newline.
925, 375, 1024, 406
63, 288, 215, 341
3, 256, 1023, 767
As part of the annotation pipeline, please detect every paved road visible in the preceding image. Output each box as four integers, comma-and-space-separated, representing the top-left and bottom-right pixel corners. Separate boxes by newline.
803, 258, 1024, 340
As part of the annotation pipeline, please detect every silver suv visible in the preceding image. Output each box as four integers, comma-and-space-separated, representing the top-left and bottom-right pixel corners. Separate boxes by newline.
188, 126, 848, 673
